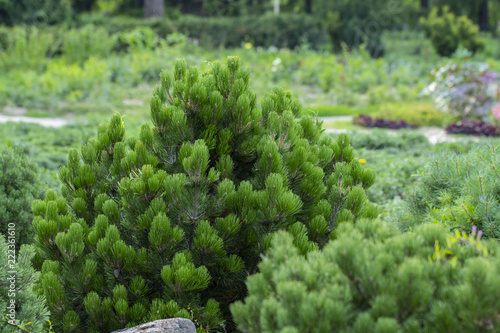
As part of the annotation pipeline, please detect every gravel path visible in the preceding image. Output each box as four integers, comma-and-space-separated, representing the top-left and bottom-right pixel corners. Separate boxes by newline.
319, 116, 480, 145
0, 114, 481, 144
0, 115, 69, 127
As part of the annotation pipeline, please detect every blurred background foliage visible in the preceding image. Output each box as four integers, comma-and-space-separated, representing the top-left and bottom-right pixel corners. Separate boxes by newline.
0, 0, 499, 195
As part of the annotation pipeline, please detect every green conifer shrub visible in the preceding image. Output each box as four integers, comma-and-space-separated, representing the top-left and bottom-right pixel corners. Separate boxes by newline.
0, 233, 50, 332
420, 6, 484, 57
391, 144, 500, 239
32, 57, 377, 332
0, 146, 45, 250
231, 219, 500, 333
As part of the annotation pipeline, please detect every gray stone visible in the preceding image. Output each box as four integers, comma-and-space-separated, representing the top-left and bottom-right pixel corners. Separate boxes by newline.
110, 318, 196, 333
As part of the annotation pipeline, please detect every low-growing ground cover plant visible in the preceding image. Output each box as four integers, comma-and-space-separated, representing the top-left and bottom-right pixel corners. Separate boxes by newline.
391, 144, 500, 239
342, 130, 490, 219
445, 119, 500, 136
352, 115, 417, 130
231, 219, 500, 333
0, 146, 45, 249
349, 130, 431, 152
350, 131, 431, 207
306, 104, 378, 117
0, 121, 103, 190
32, 57, 377, 332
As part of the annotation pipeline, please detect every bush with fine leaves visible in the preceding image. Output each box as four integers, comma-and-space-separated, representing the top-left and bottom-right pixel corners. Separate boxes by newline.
420, 6, 484, 57
391, 144, 500, 239
0, 146, 45, 250
231, 219, 500, 333
32, 57, 377, 332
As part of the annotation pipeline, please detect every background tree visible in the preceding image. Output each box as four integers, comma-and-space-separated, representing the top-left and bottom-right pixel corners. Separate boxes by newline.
144, 0, 164, 18
0, 0, 72, 25
315, 0, 388, 57
420, 6, 485, 56
305, 0, 311, 13
479, 0, 490, 31
429, 0, 498, 31
72, 0, 96, 13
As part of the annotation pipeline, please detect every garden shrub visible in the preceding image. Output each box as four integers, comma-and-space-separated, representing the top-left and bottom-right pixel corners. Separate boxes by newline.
77, 13, 173, 37
422, 61, 500, 122
33, 57, 377, 332
0, 146, 45, 250
78, 13, 326, 50
391, 144, 500, 239
0, 233, 50, 332
0, 26, 57, 72
370, 102, 446, 127
456, 15, 485, 54
172, 13, 326, 50
420, 6, 485, 57
349, 129, 431, 151
2, 57, 112, 108
367, 85, 396, 105
116, 26, 162, 53
63, 25, 116, 64
231, 219, 500, 333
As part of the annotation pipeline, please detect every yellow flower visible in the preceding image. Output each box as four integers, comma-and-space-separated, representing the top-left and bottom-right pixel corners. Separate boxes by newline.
244, 42, 252, 50
359, 159, 366, 164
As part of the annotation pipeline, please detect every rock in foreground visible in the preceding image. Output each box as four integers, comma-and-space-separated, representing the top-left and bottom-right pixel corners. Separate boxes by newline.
110, 318, 196, 333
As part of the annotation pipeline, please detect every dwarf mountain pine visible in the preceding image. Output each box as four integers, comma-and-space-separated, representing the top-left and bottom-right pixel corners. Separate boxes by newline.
32, 57, 377, 332
232, 219, 500, 333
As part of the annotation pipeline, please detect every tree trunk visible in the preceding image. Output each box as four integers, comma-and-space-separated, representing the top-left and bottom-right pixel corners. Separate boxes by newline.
144, 0, 164, 18
181, 0, 195, 14
73, 0, 96, 13
420, 0, 428, 10
305, 0, 312, 13
479, 0, 489, 31
199, 0, 205, 16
